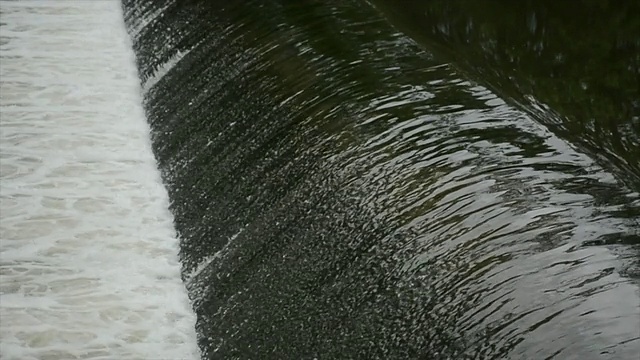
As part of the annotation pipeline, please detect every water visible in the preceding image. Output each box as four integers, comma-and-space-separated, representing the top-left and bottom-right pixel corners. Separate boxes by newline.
368, 0, 640, 192
123, 0, 639, 358
0, 1, 199, 359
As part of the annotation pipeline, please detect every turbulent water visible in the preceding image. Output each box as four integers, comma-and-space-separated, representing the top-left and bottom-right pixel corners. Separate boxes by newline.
133, 0, 639, 358
0, 1, 199, 359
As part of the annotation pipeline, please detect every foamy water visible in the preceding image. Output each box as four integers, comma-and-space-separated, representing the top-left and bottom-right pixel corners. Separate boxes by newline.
0, 1, 200, 358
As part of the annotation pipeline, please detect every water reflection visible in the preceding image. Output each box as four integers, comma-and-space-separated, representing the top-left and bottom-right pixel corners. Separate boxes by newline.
369, 0, 640, 192
126, 0, 640, 358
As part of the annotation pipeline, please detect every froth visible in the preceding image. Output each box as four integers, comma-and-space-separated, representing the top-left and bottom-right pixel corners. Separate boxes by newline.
0, 1, 199, 359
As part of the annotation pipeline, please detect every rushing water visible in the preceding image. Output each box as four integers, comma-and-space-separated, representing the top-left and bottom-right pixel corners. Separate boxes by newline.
0, 1, 199, 359
123, 0, 640, 359
368, 0, 640, 193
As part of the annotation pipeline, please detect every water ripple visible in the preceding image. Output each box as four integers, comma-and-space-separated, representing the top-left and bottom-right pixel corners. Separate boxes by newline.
125, 0, 640, 358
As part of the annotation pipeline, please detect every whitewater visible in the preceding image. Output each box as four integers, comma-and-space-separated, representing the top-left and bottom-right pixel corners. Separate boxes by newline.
0, 1, 200, 358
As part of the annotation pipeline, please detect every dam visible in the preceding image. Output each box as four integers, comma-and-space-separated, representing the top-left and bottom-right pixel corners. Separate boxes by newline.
1, 0, 638, 359
122, 0, 639, 358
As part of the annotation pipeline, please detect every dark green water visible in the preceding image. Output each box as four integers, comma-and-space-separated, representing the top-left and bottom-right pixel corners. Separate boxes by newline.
369, 0, 640, 191
123, 0, 640, 358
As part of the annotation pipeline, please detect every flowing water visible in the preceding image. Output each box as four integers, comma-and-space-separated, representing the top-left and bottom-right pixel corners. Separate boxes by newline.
122, 0, 640, 358
2, 0, 638, 359
0, 1, 199, 359
368, 0, 640, 193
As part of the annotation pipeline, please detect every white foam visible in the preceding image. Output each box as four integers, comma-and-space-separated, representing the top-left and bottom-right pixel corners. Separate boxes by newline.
0, 1, 200, 359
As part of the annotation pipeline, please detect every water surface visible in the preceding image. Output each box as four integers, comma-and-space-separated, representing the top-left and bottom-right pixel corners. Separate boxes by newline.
124, 0, 640, 358
0, 1, 198, 358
